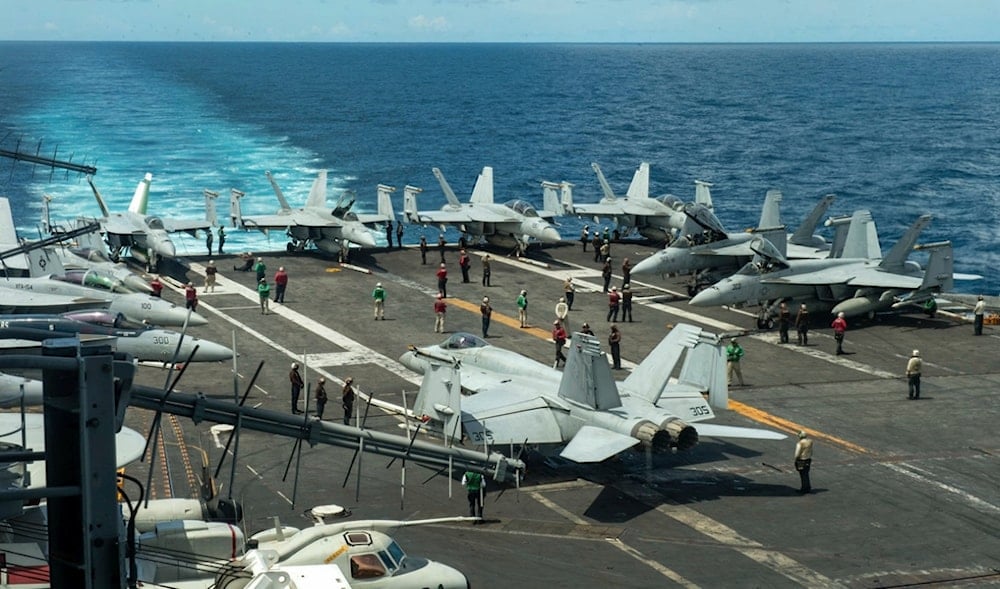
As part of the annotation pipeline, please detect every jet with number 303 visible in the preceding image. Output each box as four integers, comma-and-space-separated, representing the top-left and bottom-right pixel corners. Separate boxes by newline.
400, 324, 785, 464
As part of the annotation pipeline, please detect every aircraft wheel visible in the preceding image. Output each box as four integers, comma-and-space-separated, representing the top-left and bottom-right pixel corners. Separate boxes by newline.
686, 284, 700, 297
286, 242, 296, 253
756, 316, 774, 330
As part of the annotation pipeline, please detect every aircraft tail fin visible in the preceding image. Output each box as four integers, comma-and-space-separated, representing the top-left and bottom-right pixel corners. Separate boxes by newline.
679, 330, 729, 410
625, 162, 650, 199
591, 162, 616, 201
376, 184, 396, 220
0, 198, 18, 245
86, 175, 112, 219
305, 170, 328, 208
26, 247, 65, 277
469, 166, 494, 204
758, 189, 783, 229
790, 194, 835, 246
558, 332, 622, 410
432, 168, 463, 208
914, 240, 954, 292
127, 173, 153, 215
540, 181, 564, 214
694, 180, 714, 210
840, 210, 882, 260
559, 181, 575, 214
203, 190, 219, 226
229, 189, 246, 229
879, 214, 932, 271
265, 171, 293, 211
621, 324, 726, 406
402, 185, 423, 223
411, 361, 463, 444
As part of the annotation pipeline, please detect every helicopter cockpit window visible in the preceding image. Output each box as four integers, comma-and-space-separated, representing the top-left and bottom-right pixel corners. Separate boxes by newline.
344, 532, 373, 546
145, 216, 165, 230
442, 333, 488, 350
350, 554, 386, 579
503, 199, 538, 217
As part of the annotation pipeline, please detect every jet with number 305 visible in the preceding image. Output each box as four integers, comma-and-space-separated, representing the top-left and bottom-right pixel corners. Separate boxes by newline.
400, 324, 785, 464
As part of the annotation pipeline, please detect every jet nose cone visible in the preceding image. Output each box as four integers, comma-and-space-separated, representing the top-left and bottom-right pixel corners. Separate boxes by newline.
344, 224, 377, 247
123, 275, 154, 294
187, 338, 234, 362
153, 238, 176, 258
630, 254, 662, 275
538, 226, 562, 243
186, 310, 209, 327
689, 286, 721, 306
398, 350, 428, 374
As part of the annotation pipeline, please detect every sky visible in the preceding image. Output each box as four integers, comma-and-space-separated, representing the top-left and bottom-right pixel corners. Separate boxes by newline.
2, 0, 998, 43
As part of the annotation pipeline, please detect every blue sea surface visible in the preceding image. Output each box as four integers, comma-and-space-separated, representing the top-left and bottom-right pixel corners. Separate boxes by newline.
0, 42, 997, 294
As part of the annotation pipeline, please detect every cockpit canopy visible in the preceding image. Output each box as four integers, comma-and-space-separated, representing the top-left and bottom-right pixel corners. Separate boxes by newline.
503, 199, 538, 217
441, 332, 489, 350
655, 193, 685, 211
63, 310, 148, 330
332, 190, 357, 218
144, 216, 165, 230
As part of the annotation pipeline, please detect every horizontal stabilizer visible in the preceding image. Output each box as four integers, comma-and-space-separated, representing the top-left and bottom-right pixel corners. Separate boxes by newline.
693, 423, 787, 441
559, 425, 639, 463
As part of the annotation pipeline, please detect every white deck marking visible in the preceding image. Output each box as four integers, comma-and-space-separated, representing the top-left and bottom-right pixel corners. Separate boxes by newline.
883, 462, 1000, 514
607, 539, 702, 589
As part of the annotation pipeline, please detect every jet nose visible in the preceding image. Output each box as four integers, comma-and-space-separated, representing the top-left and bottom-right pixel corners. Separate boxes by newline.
153, 236, 176, 259
186, 310, 209, 327
343, 224, 377, 248
123, 275, 154, 294
631, 253, 664, 275
398, 350, 426, 374
689, 286, 722, 306
186, 337, 234, 362
538, 225, 562, 244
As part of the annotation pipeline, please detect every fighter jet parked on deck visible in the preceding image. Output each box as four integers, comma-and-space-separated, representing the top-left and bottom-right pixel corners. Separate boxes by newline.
630, 190, 837, 294
230, 170, 382, 257
571, 161, 714, 242
82, 173, 218, 271
689, 212, 975, 318
400, 325, 785, 463
402, 166, 562, 253
0, 309, 230, 367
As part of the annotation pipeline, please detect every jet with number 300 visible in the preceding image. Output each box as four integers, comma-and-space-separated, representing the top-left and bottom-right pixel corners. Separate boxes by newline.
400, 324, 785, 463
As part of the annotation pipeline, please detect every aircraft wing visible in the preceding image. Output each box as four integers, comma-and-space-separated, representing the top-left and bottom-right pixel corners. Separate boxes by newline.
559, 425, 640, 463
844, 268, 924, 289
573, 202, 625, 217
459, 209, 517, 224
462, 396, 566, 446
694, 423, 788, 440
353, 212, 392, 225
160, 218, 212, 234
100, 216, 135, 236
240, 210, 341, 230
409, 209, 475, 225
693, 242, 753, 257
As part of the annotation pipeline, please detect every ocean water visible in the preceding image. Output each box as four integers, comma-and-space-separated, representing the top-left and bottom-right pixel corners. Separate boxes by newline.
0, 42, 997, 294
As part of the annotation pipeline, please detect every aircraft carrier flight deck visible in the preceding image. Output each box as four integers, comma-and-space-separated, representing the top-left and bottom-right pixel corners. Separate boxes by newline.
126, 239, 999, 589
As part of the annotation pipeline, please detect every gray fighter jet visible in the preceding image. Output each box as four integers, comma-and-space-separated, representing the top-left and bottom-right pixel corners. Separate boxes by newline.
84, 173, 217, 271
402, 166, 562, 253
630, 190, 836, 294
689, 212, 971, 318
400, 324, 785, 463
230, 170, 382, 256
571, 161, 714, 241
